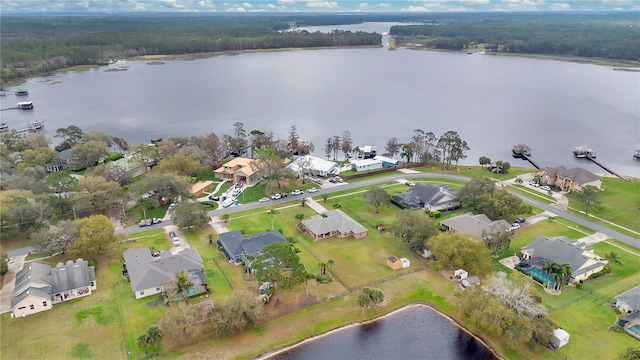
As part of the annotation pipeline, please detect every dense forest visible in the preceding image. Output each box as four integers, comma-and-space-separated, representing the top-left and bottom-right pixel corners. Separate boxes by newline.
390, 13, 640, 61
1, 12, 639, 84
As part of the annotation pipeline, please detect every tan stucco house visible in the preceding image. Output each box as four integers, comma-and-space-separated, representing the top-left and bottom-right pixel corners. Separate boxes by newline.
214, 157, 260, 185
520, 236, 606, 283
536, 166, 601, 192
11, 259, 97, 318
300, 209, 368, 240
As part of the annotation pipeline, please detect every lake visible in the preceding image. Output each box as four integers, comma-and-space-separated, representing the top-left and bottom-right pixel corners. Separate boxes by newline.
262, 305, 498, 360
1, 22, 638, 177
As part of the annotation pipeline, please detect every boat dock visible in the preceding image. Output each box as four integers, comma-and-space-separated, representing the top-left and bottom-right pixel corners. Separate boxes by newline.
574, 146, 627, 180
634, 150, 640, 160
0, 120, 45, 134
1, 101, 34, 111
512, 144, 541, 169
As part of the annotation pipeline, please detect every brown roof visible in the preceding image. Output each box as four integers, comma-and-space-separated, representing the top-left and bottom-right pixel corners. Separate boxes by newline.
387, 255, 399, 263
190, 180, 214, 194
214, 157, 257, 177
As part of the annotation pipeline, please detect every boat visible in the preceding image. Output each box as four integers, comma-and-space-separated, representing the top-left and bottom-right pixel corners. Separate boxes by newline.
15, 88, 28, 96
28, 120, 44, 132
573, 146, 596, 158
17, 101, 34, 110
0, 91, 5, 96
0, 123, 8, 133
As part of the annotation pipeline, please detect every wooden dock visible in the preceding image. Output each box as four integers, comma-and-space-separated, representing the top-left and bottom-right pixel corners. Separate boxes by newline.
584, 155, 627, 181
0, 120, 45, 135
511, 144, 541, 169
520, 154, 541, 169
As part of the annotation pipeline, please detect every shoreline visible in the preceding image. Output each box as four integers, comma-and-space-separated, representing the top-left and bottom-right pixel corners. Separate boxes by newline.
254, 302, 503, 360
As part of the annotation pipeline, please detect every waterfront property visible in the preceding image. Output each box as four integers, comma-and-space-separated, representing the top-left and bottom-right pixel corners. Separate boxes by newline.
44, 159, 67, 172
105, 154, 148, 179
214, 157, 260, 185
300, 209, 368, 240
536, 166, 602, 192
519, 236, 606, 284
217, 230, 287, 263
373, 155, 400, 167
350, 158, 383, 172
287, 155, 340, 178
11, 259, 97, 318
440, 213, 510, 240
356, 145, 377, 159
391, 183, 460, 211
122, 247, 206, 299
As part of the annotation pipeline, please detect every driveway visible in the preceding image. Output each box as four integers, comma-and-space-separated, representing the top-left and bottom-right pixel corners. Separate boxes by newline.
163, 225, 191, 255
0, 255, 26, 314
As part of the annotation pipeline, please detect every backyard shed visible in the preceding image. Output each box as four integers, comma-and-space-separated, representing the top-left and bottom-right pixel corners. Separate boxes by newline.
551, 328, 570, 349
190, 180, 215, 196
454, 269, 468, 280
387, 256, 402, 270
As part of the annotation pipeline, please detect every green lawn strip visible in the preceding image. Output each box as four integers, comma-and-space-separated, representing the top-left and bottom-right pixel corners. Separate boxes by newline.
568, 178, 640, 234
604, 239, 640, 257
1, 256, 125, 360
507, 184, 556, 204
347, 170, 404, 182
413, 164, 531, 181
194, 168, 216, 182
547, 217, 595, 236
125, 230, 173, 251
508, 219, 589, 253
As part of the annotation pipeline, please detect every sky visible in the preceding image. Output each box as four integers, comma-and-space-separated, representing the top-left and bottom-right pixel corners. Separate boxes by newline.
1, 0, 639, 13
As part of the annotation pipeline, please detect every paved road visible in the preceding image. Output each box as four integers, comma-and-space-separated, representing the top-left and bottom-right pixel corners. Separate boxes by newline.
114, 172, 640, 249
7, 246, 34, 258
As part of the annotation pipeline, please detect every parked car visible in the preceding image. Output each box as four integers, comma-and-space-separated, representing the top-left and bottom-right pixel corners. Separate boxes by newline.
313, 179, 323, 185
515, 217, 526, 224
290, 189, 304, 196
139, 219, 152, 227
222, 198, 234, 208
540, 185, 551, 191
235, 182, 243, 188
405, 181, 415, 187
208, 194, 220, 201
152, 217, 162, 224
271, 193, 282, 200
259, 197, 270, 202
308, 187, 319, 193
529, 181, 540, 187
509, 223, 521, 231
169, 231, 180, 246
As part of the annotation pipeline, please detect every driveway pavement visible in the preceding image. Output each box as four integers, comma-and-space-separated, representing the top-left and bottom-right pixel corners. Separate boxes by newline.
0, 255, 26, 314
163, 225, 191, 255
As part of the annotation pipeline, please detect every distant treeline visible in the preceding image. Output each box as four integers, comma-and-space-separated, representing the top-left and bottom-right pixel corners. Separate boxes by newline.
0, 14, 382, 83
390, 13, 640, 61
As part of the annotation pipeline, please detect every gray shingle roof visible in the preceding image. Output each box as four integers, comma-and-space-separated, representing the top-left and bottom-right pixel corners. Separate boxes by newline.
218, 230, 287, 259
392, 183, 459, 209
49, 261, 96, 294
11, 287, 51, 307
301, 209, 367, 236
616, 285, 640, 312
440, 213, 510, 238
557, 167, 601, 185
521, 236, 605, 276
123, 248, 204, 292
14, 262, 51, 295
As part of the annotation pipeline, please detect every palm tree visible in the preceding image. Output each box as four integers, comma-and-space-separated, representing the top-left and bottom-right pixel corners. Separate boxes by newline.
145, 325, 163, 353
304, 272, 315, 298
295, 213, 305, 222
326, 259, 335, 280
174, 271, 193, 300
137, 196, 151, 220
556, 263, 572, 290
318, 261, 326, 275
542, 260, 554, 289
358, 293, 371, 315
206, 232, 216, 245
604, 251, 621, 274
220, 214, 230, 223
315, 274, 327, 300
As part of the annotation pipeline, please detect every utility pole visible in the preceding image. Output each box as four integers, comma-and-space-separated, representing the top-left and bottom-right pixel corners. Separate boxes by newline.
120, 200, 126, 224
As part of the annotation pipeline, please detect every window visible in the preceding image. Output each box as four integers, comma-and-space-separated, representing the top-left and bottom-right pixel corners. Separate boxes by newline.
43, 301, 48, 307
140, 291, 144, 295
18, 306, 26, 310
156, 287, 161, 291
30, 305, 35, 310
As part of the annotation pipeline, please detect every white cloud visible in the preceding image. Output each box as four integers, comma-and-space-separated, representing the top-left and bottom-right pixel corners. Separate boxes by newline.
259, 3, 280, 9
459, 0, 491, 4
358, 2, 369, 8
502, 0, 545, 7
306, 1, 339, 8
243, 2, 253, 7
227, 6, 247, 11
378, 2, 391, 7
401, 5, 430, 11
549, 2, 571, 10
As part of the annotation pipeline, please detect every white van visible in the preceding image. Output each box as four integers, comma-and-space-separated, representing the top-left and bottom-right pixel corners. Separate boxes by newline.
231, 188, 241, 197
222, 198, 234, 208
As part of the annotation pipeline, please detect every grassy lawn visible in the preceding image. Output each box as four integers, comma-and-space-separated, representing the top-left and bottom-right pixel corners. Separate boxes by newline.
508, 184, 557, 204
413, 164, 534, 181
1, 255, 126, 360
567, 177, 640, 234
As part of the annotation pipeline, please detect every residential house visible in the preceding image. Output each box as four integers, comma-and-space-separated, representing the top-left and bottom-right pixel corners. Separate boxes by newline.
214, 157, 260, 185
440, 213, 510, 240
106, 154, 147, 179
300, 209, 368, 240
287, 155, 340, 178
536, 166, 601, 192
218, 230, 287, 263
123, 247, 206, 299
350, 158, 383, 172
615, 285, 640, 314
520, 236, 607, 283
190, 180, 215, 197
45, 159, 67, 172
461, 276, 480, 288
373, 155, 400, 168
391, 183, 460, 211
11, 259, 97, 318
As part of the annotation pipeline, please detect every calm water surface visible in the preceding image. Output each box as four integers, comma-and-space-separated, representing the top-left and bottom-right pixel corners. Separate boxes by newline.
1, 22, 638, 177
265, 306, 497, 360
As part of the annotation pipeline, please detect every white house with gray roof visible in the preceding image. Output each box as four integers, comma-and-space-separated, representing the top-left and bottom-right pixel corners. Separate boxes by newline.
440, 213, 510, 240
11, 259, 97, 318
520, 236, 606, 283
123, 247, 205, 299
616, 285, 640, 314
300, 209, 368, 240
218, 230, 287, 262
287, 155, 340, 178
